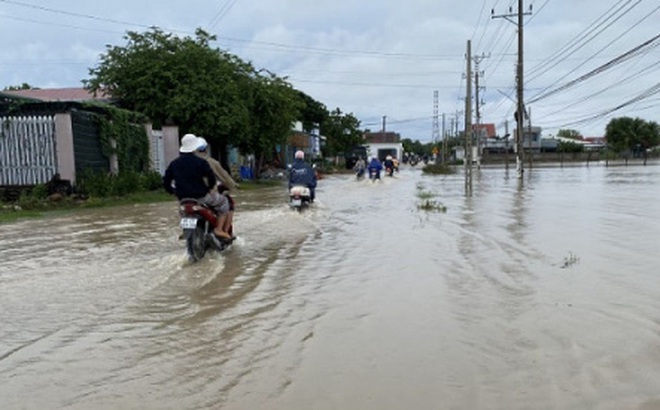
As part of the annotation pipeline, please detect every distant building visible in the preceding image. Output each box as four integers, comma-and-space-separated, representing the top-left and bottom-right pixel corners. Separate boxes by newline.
363, 131, 403, 161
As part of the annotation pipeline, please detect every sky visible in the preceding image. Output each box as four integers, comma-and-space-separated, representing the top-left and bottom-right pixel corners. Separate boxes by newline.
0, 0, 658, 142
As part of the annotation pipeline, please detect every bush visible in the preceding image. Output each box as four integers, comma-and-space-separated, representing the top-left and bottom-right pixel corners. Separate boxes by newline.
422, 163, 454, 175
77, 170, 163, 197
140, 171, 164, 191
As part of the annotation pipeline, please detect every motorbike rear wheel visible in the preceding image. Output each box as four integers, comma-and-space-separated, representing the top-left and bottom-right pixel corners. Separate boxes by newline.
186, 223, 207, 262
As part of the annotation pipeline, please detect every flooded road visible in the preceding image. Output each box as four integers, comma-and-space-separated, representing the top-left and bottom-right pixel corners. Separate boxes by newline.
2, 162, 660, 410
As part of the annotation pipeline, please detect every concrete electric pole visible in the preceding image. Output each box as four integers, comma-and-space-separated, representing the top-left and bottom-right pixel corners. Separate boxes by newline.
492, 0, 531, 180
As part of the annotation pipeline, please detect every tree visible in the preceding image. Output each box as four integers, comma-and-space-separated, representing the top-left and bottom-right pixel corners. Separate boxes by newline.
296, 91, 328, 133
320, 108, 363, 157
85, 28, 254, 162
606, 117, 660, 164
3, 83, 37, 91
557, 129, 583, 140
238, 71, 303, 177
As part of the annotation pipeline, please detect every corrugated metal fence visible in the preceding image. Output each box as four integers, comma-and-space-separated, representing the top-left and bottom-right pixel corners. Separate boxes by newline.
0, 115, 57, 186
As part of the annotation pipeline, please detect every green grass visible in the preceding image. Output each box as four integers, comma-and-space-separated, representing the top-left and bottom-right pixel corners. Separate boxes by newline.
415, 182, 447, 213
0, 190, 173, 224
0, 179, 283, 225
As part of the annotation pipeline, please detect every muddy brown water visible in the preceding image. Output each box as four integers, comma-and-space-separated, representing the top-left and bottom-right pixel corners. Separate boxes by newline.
2, 163, 660, 410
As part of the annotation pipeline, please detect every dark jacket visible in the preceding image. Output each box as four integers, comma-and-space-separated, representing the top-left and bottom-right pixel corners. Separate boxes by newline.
289, 159, 317, 188
163, 153, 216, 200
368, 158, 383, 171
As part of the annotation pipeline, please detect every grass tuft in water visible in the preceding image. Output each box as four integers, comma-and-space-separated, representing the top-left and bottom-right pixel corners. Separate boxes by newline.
415, 183, 447, 212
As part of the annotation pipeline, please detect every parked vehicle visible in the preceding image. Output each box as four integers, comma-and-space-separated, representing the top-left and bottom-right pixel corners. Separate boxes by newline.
178, 198, 233, 262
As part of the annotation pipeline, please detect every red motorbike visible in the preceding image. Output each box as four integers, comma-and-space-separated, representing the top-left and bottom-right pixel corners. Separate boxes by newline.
178, 198, 233, 262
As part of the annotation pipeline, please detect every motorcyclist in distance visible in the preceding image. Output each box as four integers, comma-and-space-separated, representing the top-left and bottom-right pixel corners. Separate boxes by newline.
353, 156, 366, 179
289, 150, 317, 202
367, 156, 383, 180
383, 155, 394, 176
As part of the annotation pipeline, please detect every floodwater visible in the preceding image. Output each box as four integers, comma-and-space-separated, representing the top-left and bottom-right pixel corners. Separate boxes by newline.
2, 162, 660, 410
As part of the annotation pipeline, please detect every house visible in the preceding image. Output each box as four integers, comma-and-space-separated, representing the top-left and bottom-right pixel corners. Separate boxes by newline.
1, 87, 112, 103
0, 89, 178, 189
285, 121, 323, 165
363, 131, 403, 161
473, 123, 496, 140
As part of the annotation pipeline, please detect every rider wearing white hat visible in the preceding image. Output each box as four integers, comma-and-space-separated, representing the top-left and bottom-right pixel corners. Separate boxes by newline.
163, 133, 231, 239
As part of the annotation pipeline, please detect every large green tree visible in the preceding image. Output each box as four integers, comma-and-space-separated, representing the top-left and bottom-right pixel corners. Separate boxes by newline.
296, 91, 328, 133
85, 28, 256, 165
606, 117, 660, 164
320, 108, 363, 157
238, 71, 303, 176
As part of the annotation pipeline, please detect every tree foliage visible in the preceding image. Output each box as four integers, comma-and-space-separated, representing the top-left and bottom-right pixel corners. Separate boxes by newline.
605, 117, 660, 154
557, 129, 583, 140
84, 27, 305, 171
320, 108, 364, 156
238, 71, 303, 175
297, 90, 328, 133
85, 29, 252, 149
3, 83, 37, 91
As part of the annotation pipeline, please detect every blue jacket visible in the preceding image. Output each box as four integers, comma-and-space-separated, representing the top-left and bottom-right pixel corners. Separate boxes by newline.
163, 153, 216, 199
368, 158, 383, 171
289, 159, 317, 188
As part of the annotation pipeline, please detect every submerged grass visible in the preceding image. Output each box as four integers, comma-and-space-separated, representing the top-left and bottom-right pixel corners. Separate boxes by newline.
415, 182, 447, 212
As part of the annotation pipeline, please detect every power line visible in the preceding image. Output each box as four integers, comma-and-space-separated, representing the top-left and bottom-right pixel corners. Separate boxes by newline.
208, 0, 240, 30
528, 33, 660, 104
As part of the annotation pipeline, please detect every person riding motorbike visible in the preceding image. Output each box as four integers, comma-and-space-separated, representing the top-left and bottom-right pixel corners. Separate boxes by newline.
353, 156, 366, 179
162, 133, 231, 240
384, 155, 395, 176
367, 157, 383, 180
289, 150, 317, 202
195, 137, 238, 238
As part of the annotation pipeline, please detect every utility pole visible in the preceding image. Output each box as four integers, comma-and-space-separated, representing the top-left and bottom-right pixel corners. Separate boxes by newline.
473, 53, 489, 169
492, 1, 532, 180
432, 90, 440, 162
464, 39, 473, 196
504, 119, 510, 171
527, 106, 533, 170
442, 113, 447, 164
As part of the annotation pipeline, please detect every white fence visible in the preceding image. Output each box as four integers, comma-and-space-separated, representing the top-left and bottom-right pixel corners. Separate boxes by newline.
0, 115, 58, 186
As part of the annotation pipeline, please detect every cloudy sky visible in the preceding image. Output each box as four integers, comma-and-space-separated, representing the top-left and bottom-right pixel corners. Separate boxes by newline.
0, 0, 658, 141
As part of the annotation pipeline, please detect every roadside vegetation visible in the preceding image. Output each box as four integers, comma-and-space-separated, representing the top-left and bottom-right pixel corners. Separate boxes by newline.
0, 170, 284, 224
415, 182, 447, 213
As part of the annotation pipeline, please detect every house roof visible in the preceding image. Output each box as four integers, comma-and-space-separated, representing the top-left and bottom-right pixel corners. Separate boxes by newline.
1, 87, 111, 102
472, 123, 496, 138
364, 131, 400, 143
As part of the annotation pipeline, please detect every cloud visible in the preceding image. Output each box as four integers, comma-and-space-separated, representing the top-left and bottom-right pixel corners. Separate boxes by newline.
0, 0, 657, 140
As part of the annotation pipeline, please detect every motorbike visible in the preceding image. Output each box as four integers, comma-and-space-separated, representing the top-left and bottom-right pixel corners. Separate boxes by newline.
385, 166, 394, 177
369, 168, 380, 182
178, 198, 233, 262
289, 185, 312, 211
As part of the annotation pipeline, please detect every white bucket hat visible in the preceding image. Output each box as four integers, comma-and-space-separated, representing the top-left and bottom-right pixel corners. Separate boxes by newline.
179, 133, 199, 153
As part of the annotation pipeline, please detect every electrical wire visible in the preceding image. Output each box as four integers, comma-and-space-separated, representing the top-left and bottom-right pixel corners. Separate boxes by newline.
528, 33, 660, 104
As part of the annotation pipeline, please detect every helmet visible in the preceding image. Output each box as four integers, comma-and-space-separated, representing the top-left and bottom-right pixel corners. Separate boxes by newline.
386, 155, 392, 160
295, 150, 305, 159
